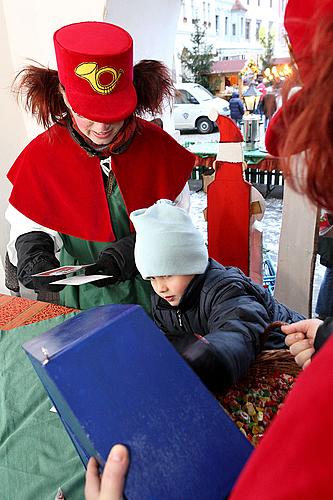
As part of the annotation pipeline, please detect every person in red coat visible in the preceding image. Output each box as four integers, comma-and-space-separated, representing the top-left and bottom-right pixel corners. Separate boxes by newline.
5, 21, 195, 311
230, 0, 333, 497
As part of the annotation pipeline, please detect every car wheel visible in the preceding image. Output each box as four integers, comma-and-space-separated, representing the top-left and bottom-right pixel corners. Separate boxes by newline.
196, 117, 214, 134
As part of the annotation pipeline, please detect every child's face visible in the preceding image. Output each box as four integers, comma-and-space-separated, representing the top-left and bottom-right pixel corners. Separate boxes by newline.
149, 275, 195, 307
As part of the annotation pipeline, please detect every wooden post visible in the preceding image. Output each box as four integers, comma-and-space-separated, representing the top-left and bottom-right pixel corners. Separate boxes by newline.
275, 179, 319, 317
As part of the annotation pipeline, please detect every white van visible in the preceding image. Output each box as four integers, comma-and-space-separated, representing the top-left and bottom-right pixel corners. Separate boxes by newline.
174, 83, 230, 134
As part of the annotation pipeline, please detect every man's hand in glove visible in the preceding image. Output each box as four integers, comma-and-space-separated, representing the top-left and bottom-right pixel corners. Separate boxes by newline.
15, 231, 66, 292
85, 254, 121, 288
30, 261, 66, 293
85, 234, 137, 287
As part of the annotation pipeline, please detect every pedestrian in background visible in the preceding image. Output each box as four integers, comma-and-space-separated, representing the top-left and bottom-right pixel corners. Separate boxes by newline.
256, 78, 267, 120
229, 91, 244, 128
262, 88, 277, 130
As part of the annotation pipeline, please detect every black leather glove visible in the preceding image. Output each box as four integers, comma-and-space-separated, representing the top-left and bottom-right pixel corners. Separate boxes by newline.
85, 233, 137, 287
16, 231, 65, 292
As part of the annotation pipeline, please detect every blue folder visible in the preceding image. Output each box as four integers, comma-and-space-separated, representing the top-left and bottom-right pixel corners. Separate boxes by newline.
23, 304, 252, 499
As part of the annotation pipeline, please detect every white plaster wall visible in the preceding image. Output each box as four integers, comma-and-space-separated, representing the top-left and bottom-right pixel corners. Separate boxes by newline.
105, 0, 181, 132
0, 0, 106, 287
0, 0, 181, 292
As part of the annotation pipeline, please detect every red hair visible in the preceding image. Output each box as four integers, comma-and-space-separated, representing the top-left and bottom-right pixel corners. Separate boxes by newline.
133, 60, 174, 116
12, 59, 174, 129
12, 64, 65, 129
280, 16, 333, 212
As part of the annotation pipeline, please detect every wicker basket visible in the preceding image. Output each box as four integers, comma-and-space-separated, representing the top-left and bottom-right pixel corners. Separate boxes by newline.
219, 349, 301, 445
247, 349, 301, 379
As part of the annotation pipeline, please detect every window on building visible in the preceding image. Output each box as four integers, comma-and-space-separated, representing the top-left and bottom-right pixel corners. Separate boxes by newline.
269, 21, 273, 33
232, 23, 236, 36
241, 17, 244, 36
181, 0, 187, 21
245, 19, 251, 40
247, 0, 250, 4
256, 20, 261, 41
258, 0, 260, 6
270, 0, 273, 7
216, 14, 220, 33
225, 16, 228, 35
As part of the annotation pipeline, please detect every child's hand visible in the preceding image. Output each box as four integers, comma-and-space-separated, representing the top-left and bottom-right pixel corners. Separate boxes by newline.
282, 319, 323, 369
85, 445, 129, 500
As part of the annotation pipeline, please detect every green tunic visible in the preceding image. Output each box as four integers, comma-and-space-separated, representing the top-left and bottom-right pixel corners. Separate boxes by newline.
59, 180, 151, 313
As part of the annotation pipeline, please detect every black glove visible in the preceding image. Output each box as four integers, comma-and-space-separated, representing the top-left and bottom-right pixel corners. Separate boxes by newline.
182, 338, 231, 392
29, 260, 66, 292
85, 254, 121, 288
16, 231, 65, 292
85, 233, 137, 288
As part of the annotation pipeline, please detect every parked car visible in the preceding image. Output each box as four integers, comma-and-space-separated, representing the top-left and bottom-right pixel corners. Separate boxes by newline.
173, 83, 230, 134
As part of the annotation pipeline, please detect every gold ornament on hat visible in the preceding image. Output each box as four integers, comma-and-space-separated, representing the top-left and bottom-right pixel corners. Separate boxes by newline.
75, 62, 123, 95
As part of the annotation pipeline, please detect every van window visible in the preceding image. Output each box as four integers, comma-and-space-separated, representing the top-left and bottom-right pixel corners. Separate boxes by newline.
175, 90, 199, 104
191, 85, 214, 101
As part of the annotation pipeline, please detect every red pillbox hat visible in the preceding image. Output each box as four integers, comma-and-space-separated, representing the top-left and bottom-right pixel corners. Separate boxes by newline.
54, 21, 137, 123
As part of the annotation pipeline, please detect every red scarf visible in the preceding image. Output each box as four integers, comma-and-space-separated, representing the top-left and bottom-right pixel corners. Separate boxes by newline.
68, 114, 138, 157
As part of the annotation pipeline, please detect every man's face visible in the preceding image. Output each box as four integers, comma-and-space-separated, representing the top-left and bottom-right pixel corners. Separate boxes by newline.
149, 275, 195, 307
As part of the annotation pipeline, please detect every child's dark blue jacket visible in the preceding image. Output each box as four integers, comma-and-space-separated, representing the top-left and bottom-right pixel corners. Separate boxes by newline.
152, 259, 304, 391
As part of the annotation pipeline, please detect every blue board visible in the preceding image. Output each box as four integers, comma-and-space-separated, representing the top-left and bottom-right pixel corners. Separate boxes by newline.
23, 304, 252, 499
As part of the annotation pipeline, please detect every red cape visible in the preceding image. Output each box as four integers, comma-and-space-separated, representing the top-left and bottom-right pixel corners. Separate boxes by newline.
8, 119, 195, 242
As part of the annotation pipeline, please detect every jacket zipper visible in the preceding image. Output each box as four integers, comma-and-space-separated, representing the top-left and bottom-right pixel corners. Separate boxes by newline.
176, 309, 183, 327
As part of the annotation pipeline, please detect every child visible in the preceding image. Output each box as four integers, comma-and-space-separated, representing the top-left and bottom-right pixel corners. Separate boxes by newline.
130, 199, 304, 391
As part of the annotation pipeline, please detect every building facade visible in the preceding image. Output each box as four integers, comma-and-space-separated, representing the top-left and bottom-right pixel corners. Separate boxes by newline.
174, 0, 288, 82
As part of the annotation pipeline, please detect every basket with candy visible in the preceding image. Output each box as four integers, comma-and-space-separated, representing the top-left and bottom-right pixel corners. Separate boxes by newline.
218, 323, 301, 446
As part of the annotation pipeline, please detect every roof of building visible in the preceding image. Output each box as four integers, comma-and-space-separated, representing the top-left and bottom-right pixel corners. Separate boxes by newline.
211, 59, 245, 74
231, 0, 247, 11
272, 56, 291, 65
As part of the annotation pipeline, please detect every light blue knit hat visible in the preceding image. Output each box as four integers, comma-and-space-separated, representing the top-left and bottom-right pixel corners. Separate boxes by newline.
130, 199, 208, 279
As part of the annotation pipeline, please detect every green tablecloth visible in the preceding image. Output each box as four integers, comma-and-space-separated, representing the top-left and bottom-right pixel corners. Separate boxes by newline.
0, 313, 85, 500
186, 142, 269, 165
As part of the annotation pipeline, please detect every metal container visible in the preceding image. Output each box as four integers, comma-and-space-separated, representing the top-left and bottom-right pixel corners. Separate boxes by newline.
242, 114, 261, 151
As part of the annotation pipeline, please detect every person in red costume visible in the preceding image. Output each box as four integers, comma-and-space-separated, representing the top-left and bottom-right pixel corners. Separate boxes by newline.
5, 21, 195, 311
230, 0, 333, 497
84, 0, 333, 498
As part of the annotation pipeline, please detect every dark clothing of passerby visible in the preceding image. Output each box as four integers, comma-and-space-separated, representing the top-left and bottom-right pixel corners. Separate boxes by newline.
316, 234, 333, 318
229, 92, 244, 126
262, 92, 277, 130
314, 317, 333, 351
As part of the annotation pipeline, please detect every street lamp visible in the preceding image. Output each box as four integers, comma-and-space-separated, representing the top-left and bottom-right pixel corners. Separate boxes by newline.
243, 82, 261, 113
242, 83, 262, 151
